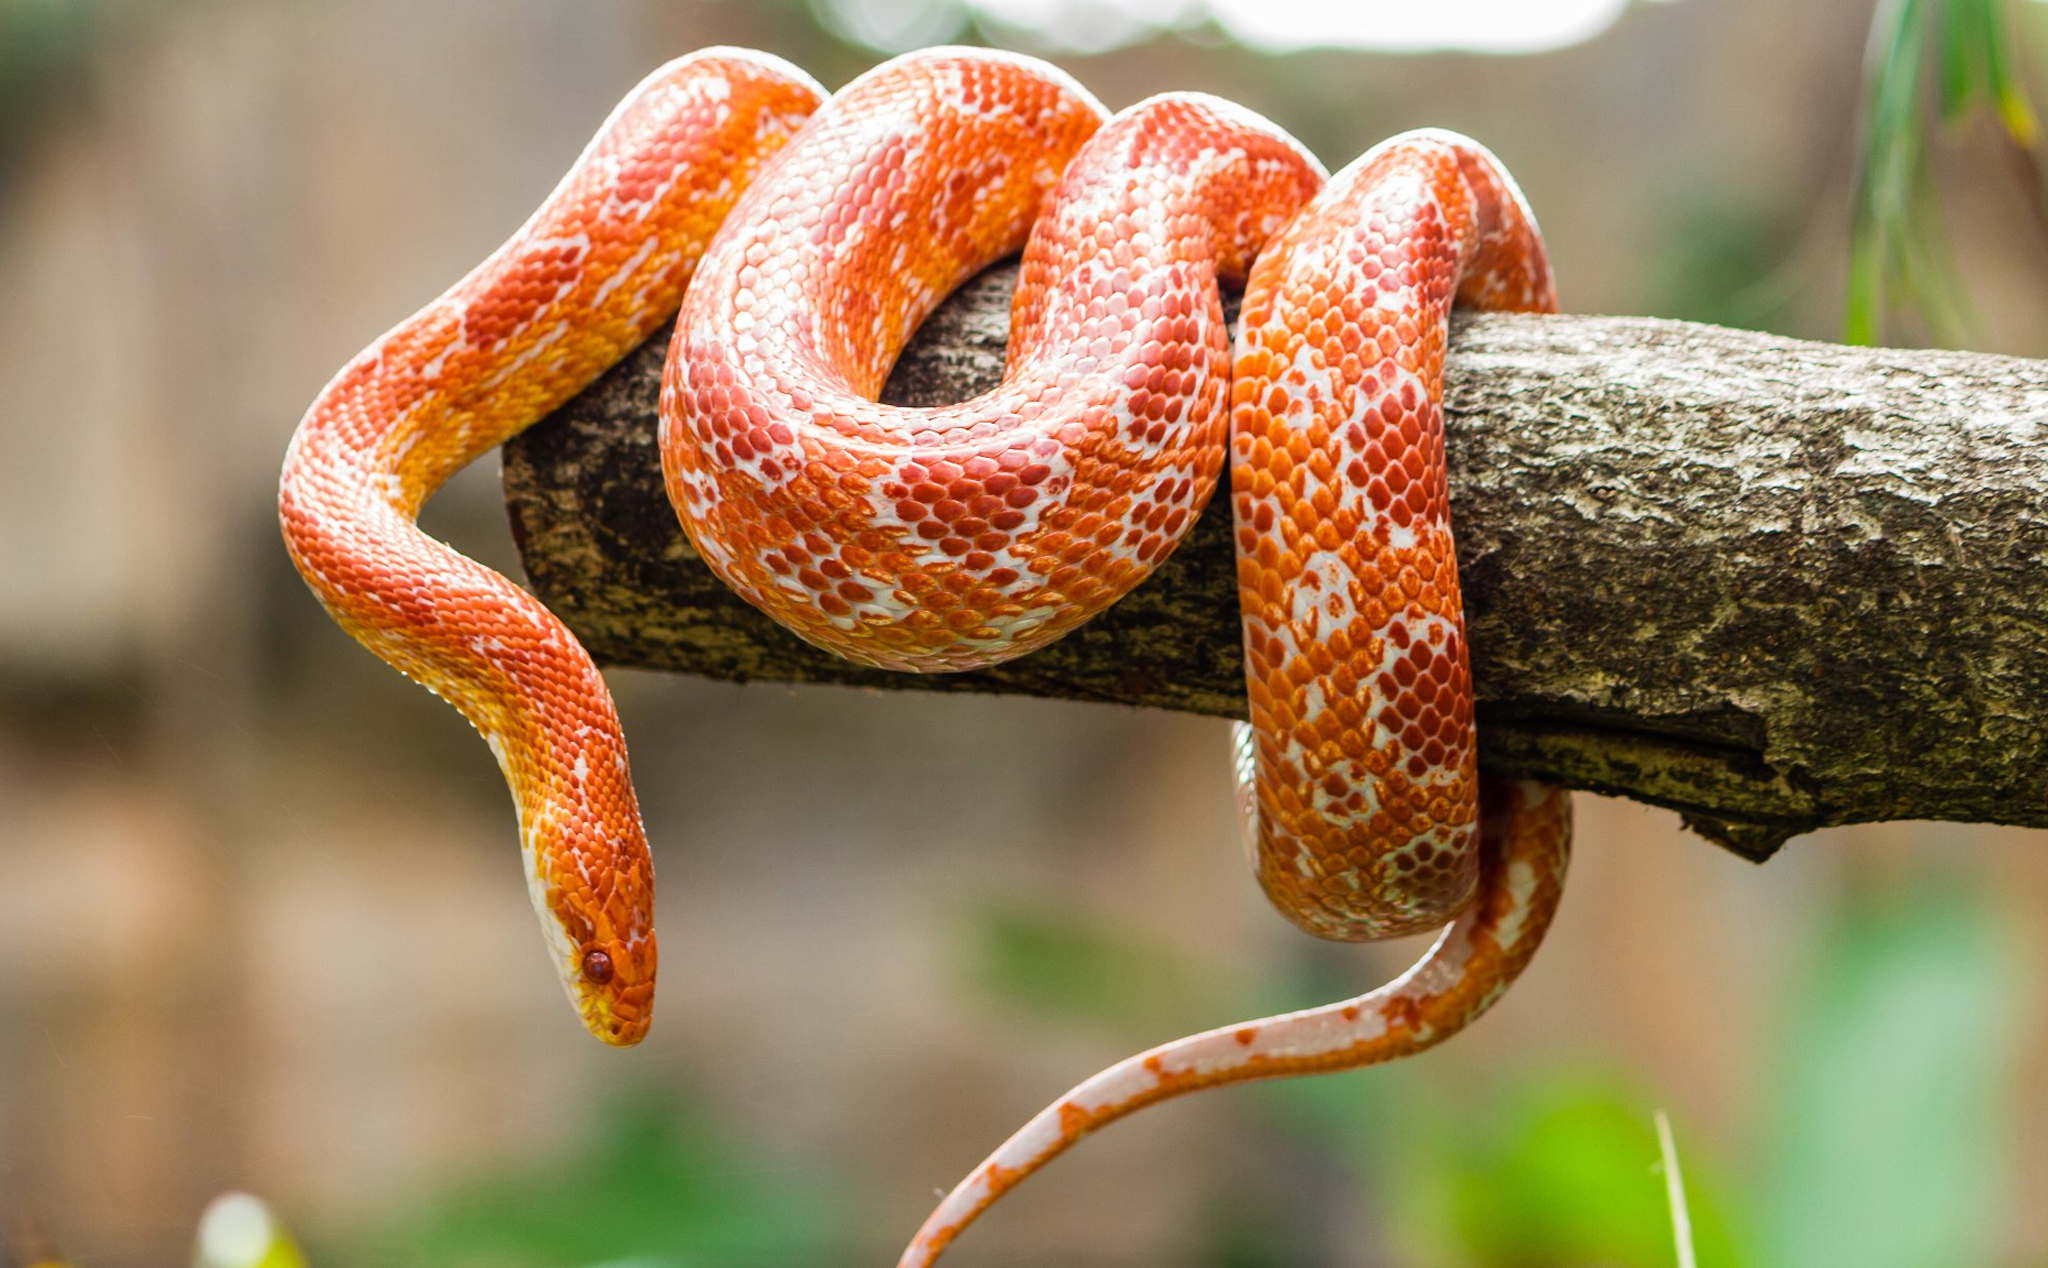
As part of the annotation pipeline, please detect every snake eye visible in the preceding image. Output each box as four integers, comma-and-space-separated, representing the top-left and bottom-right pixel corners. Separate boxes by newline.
581, 948, 615, 985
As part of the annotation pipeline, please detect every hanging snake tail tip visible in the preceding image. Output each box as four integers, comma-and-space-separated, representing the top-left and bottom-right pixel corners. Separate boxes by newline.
895, 779, 1571, 1268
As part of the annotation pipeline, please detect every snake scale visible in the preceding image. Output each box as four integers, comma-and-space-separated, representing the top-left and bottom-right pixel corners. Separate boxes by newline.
279, 46, 1572, 1264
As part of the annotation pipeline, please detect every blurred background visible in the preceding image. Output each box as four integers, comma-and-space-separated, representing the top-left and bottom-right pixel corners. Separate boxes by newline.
3, 0, 2048, 1264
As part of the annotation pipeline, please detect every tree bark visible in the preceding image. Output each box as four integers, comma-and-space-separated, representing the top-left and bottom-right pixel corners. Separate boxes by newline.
501, 263, 2048, 862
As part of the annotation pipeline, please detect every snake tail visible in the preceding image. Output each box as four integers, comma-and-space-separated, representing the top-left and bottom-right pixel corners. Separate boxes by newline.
901, 781, 1570, 1268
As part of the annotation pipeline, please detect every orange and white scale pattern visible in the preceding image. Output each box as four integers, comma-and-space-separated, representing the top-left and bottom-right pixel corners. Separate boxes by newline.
899, 131, 1571, 1268
278, 44, 1575, 1267
279, 50, 828, 1045
1231, 132, 1560, 941
663, 54, 1325, 670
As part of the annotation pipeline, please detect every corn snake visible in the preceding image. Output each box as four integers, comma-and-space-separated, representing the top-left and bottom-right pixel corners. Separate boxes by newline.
277, 45, 1571, 1265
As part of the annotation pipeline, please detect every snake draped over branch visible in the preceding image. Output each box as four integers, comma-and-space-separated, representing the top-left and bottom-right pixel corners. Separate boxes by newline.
279, 46, 1572, 1266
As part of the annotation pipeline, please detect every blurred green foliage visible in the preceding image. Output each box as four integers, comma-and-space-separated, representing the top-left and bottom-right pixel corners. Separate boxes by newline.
1, 0, 111, 167
967, 897, 1261, 1036
318, 1091, 845, 1268
1753, 872, 2023, 1268
1845, 0, 2043, 344
0, 0, 206, 197
1387, 1074, 1738, 1268
1648, 198, 1805, 335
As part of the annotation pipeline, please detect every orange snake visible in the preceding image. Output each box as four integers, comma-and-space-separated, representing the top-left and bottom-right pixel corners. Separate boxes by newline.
279, 46, 1571, 1264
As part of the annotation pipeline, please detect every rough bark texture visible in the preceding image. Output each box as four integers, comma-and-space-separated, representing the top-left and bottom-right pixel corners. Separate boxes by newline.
502, 263, 2048, 862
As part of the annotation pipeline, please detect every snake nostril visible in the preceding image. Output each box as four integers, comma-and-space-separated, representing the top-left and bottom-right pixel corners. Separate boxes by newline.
581, 948, 615, 985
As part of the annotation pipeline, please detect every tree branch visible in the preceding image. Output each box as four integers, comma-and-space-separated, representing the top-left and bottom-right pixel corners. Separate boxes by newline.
501, 263, 2048, 861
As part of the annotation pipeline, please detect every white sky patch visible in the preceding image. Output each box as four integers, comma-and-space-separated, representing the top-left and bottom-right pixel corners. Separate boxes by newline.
1208, 0, 1637, 54
818, 0, 1658, 54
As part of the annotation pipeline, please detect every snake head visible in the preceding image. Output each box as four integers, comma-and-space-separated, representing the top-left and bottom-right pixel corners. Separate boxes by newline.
525, 803, 658, 1047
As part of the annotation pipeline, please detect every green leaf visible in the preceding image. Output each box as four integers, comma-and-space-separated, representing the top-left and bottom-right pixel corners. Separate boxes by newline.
1977, 0, 2041, 144
1846, 0, 2043, 343
1937, 0, 1980, 123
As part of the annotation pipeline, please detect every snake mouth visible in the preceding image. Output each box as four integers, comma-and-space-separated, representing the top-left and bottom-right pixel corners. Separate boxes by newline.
580, 972, 655, 1047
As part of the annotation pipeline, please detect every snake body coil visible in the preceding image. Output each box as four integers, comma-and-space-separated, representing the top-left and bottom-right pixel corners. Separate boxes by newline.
280, 47, 1571, 1266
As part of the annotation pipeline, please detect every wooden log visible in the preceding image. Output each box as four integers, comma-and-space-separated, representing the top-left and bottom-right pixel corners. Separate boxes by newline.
502, 263, 2048, 861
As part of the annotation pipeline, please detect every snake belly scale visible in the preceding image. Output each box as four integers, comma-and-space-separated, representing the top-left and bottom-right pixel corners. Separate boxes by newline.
278, 46, 1571, 1266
